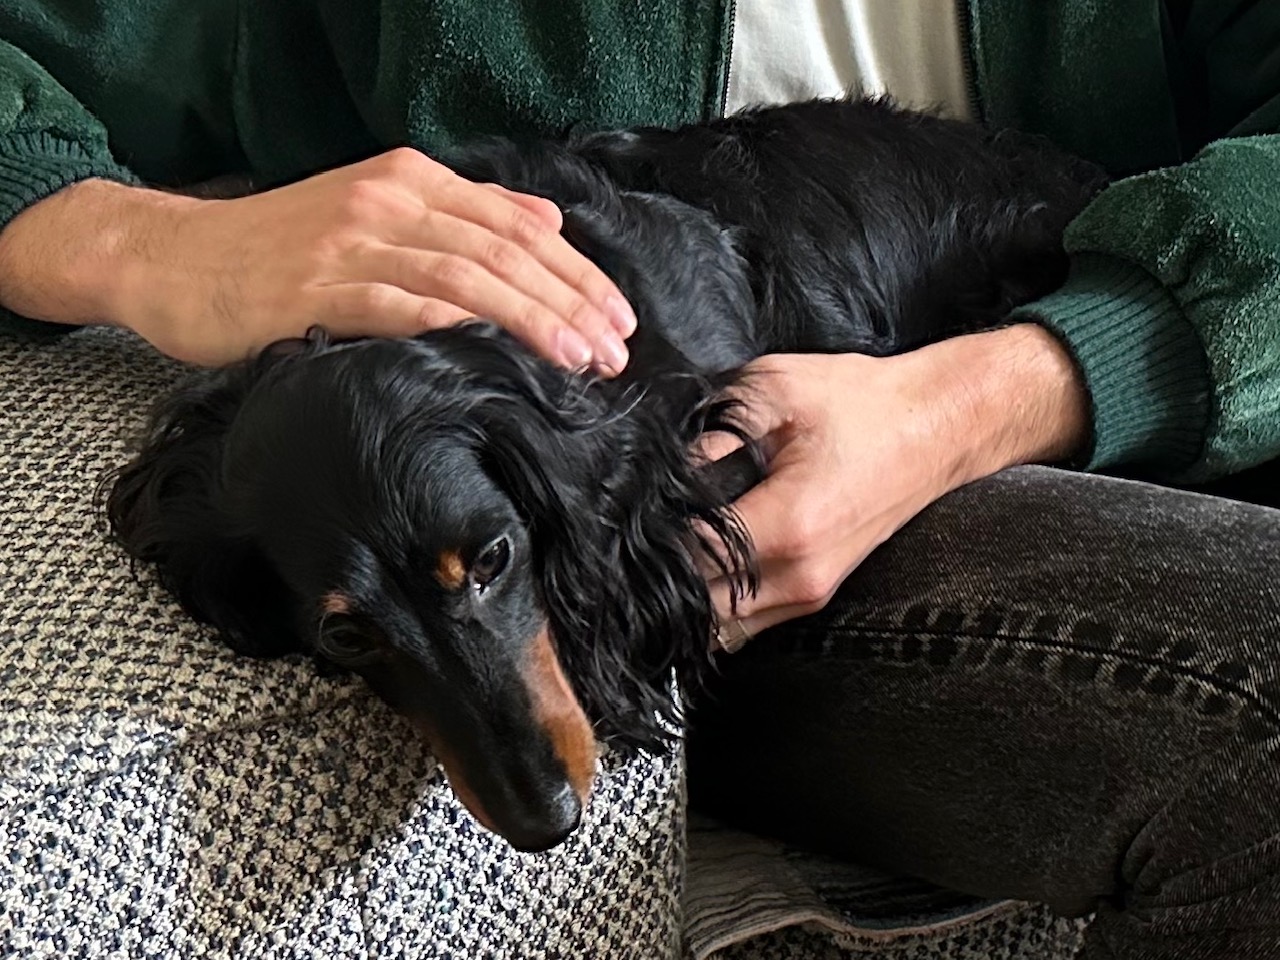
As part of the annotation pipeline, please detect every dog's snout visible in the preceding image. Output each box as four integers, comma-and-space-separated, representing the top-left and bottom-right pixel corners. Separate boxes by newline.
396, 623, 598, 850
505, 782, 583, 853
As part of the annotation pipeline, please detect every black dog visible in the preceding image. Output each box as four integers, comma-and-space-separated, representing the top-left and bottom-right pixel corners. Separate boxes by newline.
106, 97, 1106, 851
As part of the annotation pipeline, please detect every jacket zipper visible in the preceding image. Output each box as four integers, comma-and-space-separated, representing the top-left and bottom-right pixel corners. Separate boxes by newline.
719, 0, 738, 116
955, 0, 984, 121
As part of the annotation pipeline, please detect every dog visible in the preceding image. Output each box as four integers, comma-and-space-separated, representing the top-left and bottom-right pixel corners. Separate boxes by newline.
105, 97, 1106, 851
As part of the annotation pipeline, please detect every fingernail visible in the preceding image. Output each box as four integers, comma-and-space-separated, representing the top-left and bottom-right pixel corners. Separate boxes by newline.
606, 294, 637, 338
555, 327, 593, 369
596, 330, 629, 374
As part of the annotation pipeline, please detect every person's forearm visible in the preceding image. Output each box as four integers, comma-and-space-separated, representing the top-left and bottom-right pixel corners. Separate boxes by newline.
0, 178, 191, 330
0, 151, 636, 370
1014, 135, 1280, 482
924, 323, 1091, 489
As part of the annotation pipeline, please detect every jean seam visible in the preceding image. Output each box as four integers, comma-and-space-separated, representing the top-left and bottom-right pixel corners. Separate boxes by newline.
787, 618, 1280, 732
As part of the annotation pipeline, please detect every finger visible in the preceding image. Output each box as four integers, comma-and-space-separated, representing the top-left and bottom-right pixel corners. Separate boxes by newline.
702, 456, 855, 615
689, 425, 796, 585
712, 366, 796, 450
372, 235, 624, 373
315, 283, 474, 338
326, 276, 595, 371
477, 183, 563, 231
421, 180, 638, 342
321, 283, 595, 354
686, 514, 754, 583
711, 601, 821, 654
692, 428, 745, 465
689, 529, 725, 582
716, 449, 818, 553
383, 217, 629, 374
707, 554, 842, 627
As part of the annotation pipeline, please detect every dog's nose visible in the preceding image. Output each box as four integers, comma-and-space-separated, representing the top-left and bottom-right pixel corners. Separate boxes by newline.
504, 783, 583, 853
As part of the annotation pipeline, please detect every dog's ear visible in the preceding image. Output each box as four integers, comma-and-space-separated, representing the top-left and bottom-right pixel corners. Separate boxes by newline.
102, 349, 310, 658
466, 353, 757, 752
462, 347, 607, 565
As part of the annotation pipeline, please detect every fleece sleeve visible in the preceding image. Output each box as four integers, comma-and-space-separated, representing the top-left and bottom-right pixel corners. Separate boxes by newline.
0, 38, 138, 335
1010, 134, 1280, 483
0, 38, 137, 234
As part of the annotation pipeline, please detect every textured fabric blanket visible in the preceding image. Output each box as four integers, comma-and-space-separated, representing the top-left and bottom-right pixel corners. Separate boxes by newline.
0, 328, 684, 958
1, 326, 1086, 959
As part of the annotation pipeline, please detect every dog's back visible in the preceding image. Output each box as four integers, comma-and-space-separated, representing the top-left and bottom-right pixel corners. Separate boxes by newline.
451, 97, 1107, 367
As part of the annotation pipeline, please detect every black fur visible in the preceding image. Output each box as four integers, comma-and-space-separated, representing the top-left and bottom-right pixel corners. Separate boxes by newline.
106, 97, 1105, 849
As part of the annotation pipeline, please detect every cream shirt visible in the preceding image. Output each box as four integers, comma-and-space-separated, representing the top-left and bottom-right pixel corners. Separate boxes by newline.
725, 0, 973, 121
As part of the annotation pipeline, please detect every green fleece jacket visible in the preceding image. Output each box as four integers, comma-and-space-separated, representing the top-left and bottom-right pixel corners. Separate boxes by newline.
0, 1, 1277, 483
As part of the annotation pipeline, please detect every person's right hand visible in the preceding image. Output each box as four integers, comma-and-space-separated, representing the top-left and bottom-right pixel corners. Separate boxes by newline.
0, 149, 636, 370
695, 324, 1089, 650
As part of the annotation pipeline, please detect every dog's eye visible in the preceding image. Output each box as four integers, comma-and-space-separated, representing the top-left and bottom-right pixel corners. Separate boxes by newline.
471, 536, 511, 590
318, 623, 379, 663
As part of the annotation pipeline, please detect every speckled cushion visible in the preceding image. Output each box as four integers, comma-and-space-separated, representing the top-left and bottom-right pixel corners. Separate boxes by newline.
0, 324, 1086, 960
0, 327, 685, 959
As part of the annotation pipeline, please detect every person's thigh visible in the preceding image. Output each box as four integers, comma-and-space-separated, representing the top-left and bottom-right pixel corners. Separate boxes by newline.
688, 466, 1280, 959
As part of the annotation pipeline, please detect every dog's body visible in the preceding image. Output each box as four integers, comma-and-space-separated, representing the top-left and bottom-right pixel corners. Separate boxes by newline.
107, 98, 1106, 851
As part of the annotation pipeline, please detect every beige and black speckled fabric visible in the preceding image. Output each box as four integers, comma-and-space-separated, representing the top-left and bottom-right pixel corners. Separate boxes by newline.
1, 326, 1085, 960
0, 327, 685, 959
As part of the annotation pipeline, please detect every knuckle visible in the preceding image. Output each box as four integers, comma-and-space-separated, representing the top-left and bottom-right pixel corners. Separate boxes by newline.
505, 207, 552, 246
792, 510, 824, 544
335, 179, 389, 222
787, 566, 837, 608
565, 295, 606, 338
773, 533, 809, 563
379, 146, 429, 177
414, 300, 456, 330
350, 285, 395, 318
773, 516, 817, 559
417, 207, 452, 240
479, 238, 527, 278
581, 273, 618, 307
335, 285, 376, 317
569, 257, 612, 295
513, 302, 556, 337
429, 254, 481, 298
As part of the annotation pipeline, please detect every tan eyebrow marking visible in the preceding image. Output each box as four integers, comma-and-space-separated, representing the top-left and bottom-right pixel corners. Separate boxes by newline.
434, 549, 467, 590
320, 591, 351, 615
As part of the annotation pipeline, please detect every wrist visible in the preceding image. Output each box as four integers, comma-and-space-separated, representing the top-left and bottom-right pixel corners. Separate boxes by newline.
0, 178, 198, 333
921, 324, 1090, 487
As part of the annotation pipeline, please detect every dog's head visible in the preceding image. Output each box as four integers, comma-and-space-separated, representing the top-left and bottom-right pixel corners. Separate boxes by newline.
106, 326, 754, 851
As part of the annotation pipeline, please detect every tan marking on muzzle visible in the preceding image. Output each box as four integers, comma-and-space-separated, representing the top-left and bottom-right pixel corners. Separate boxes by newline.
523, 627, 598, 802
434, 550, 467, 590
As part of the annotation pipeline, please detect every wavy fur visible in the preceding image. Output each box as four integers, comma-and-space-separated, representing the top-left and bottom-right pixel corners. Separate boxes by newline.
105, 97, 1105, 847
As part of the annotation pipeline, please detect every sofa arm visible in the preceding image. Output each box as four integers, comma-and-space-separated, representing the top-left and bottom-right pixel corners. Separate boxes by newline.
0, 326, 686, 960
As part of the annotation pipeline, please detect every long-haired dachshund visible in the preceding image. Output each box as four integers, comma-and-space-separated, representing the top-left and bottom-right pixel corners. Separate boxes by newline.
106, 97, 1106, 851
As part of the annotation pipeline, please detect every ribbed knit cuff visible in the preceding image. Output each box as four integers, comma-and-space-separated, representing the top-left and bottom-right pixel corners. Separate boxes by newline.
0, 131, 138, 232
1010, 253, 1211, 474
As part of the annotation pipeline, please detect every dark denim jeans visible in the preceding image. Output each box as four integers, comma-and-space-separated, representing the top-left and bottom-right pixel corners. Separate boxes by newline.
688, 465, 1280, 959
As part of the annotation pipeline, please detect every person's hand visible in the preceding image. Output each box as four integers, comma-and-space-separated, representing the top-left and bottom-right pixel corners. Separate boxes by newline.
701, 324, 1089, 648
0, 151, 636, 369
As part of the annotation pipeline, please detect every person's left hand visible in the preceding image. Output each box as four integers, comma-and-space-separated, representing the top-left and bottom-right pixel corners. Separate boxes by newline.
699, 324, 1089, 648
